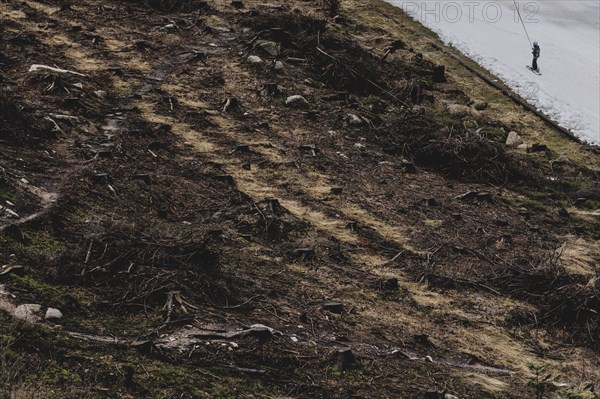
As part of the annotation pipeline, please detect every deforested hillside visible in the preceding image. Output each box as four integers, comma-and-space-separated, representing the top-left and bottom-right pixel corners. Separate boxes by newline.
0, 1, 599, 398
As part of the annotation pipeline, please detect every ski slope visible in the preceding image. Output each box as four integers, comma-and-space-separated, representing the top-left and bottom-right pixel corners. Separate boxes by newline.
384, 0, 600, 144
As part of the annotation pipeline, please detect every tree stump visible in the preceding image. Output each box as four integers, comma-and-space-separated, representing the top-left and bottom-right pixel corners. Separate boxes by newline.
336, 348, 355, 371
432, 66, 446, 83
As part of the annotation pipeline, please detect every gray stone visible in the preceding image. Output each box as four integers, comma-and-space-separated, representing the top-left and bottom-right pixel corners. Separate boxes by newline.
346, 113, 364, 126
247, 55, 263, 64
14, 304, 42, 323
505, 131, 523, 148
446, 104, 473, 118
285, 95, 309, 109
274, 61, 284, 72
517, 143, 531, 151
257, 41, 280, 57
45, 307, 63, 320
553, 155, 570, 164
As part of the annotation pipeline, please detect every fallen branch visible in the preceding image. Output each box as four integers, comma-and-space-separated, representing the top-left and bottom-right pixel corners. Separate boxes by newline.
28, 64, 86, 77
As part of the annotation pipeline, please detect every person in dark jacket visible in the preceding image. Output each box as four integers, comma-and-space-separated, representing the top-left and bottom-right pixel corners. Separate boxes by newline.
532, 41, 540, 71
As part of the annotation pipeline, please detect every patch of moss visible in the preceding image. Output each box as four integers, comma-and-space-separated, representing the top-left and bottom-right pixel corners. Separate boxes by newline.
7, 274, 93, 314
1, 229, 66, 260
497, 195, 547, 212
479, 126, 507, 143
561, 389, 596, 399
42, 366, 82, 385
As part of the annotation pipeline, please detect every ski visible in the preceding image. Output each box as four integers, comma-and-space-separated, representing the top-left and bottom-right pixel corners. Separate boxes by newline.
526, 65, 542, 75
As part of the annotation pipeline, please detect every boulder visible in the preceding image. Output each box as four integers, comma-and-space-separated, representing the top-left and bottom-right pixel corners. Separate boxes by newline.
446, 104, 474, 118
247, 55, 263, 64
505, 131, 523, 148
14, 304, 42, 323
274, 61, 284, 72
45, 307, 63, 320
257, 40, 280, 57
285, 95, 309, 109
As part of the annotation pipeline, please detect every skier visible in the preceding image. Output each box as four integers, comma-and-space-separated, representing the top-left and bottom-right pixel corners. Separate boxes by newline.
531, 41, 540, 72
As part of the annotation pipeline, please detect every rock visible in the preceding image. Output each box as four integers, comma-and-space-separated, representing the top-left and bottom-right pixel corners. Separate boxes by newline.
336, 348, 355, 371
474, 102, 489, 110
346, 113, 364, 126
517, 143, 531, 151
14, 304, 42, 323
45, 307, 63, 320
321, 302, 344, 314
445, 395, 459, 399
274, 61, 284, 72
247, 55, 263, 64
94, 90, 107, 98
257, 40, 279, 57
285, 95, 309, 109
446, 104, 473, 118
553, 155, 570, 164
505, 131, 523, 148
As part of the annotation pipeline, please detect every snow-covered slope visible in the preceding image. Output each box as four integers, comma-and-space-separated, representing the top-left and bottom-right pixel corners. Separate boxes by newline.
385, 0, 600, 144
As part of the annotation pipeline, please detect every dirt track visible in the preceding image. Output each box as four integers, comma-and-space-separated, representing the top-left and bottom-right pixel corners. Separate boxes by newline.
1, 1, 599, 398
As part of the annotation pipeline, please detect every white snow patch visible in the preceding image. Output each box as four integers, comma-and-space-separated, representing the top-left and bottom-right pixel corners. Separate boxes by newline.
385, 0, 600, 144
